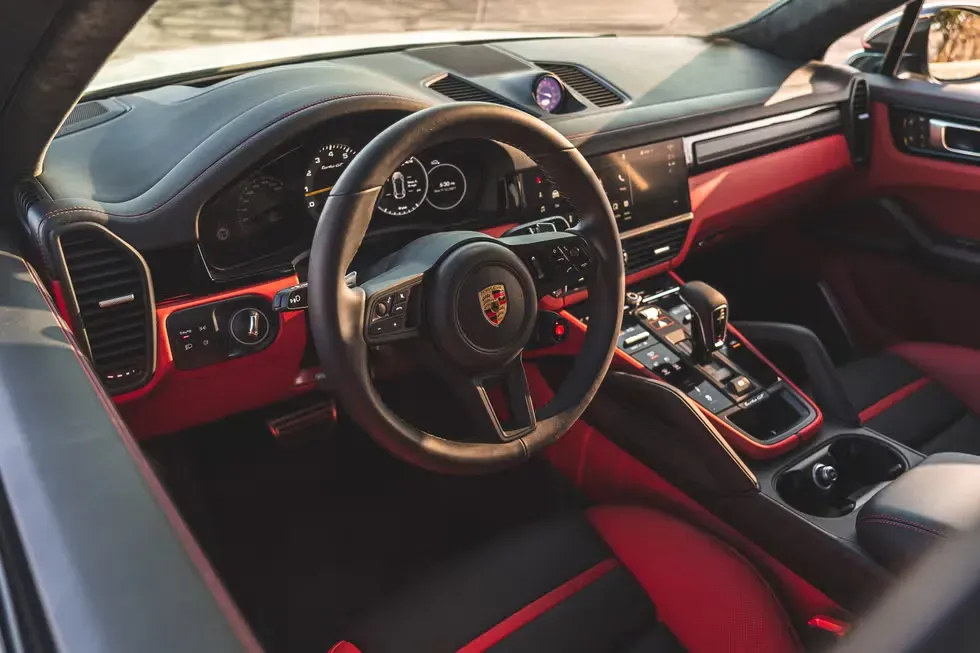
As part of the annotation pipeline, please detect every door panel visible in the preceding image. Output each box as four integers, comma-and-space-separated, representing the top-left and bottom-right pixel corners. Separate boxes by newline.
0, 229, 257, 652
817, 80, 980, 351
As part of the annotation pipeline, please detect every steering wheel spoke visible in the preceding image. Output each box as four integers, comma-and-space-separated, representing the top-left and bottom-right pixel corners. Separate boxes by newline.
499, 230, 594, 299
359, 266, 426, 345
466, 356, 536, 442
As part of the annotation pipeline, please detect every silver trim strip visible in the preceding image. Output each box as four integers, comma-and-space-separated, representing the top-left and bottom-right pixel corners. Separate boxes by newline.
620, 212, 693, 240
681, 105, 838, 166
98, 294, 135, 309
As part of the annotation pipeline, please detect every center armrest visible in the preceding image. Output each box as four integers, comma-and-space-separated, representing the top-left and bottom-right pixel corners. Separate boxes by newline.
857, 453, 980, 572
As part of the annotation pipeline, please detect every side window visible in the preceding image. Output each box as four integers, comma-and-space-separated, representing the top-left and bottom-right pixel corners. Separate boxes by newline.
825, 5, 980, 84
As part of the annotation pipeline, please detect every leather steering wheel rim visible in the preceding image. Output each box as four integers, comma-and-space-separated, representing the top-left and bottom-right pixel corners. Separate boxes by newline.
308, 102, 624, 474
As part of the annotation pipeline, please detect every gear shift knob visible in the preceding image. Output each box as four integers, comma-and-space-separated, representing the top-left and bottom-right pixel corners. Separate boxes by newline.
679, 281, 729, 365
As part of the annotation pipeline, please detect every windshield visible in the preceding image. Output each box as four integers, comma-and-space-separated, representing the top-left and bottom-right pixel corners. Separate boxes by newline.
92, 0, 778, 93
111, 0, 776, 61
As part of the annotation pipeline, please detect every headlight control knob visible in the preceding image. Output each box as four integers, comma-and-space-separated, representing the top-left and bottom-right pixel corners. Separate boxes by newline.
230, 307, 270, 346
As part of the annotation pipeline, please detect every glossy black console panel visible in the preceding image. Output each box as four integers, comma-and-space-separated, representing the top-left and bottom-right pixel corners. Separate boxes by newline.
568, 274, 817, 445
775, 435, 907, 518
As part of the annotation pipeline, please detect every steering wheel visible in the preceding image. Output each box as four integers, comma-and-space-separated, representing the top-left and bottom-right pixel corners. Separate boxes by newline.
308, 103, 623, 474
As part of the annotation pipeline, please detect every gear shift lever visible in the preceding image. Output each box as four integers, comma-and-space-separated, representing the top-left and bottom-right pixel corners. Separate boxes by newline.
679, 281, 729, 365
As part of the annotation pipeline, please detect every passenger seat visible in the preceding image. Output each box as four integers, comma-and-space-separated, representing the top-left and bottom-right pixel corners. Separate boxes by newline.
837, 343, 980, 456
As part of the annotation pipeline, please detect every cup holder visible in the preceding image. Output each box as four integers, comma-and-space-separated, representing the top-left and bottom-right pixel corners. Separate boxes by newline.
775, 435, 907, 518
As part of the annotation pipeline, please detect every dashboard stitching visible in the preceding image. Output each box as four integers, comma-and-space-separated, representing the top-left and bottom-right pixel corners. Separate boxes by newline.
37, 92, 428, 224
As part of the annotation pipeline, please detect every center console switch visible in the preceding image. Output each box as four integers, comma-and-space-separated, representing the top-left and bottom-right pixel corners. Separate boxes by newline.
568, 274, 817, 446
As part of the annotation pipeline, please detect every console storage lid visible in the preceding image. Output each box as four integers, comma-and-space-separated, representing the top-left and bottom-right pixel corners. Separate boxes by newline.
857, 453, 980, 572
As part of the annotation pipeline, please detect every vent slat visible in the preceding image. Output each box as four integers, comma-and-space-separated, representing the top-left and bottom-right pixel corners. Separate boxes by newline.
623, 222, 690, 273
428, 75, 503, 104
537, 63, 624, 108
60, 227, 151, 393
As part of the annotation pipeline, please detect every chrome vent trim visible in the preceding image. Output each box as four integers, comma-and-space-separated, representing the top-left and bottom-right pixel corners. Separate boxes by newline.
57, 224, 156, 394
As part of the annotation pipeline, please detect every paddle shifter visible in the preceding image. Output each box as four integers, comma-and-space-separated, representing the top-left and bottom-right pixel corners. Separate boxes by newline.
679, 281, 729, 365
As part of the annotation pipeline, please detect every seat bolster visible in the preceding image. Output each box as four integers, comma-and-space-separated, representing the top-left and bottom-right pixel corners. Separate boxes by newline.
586, 505, 802, 653
890, 343, 980, 416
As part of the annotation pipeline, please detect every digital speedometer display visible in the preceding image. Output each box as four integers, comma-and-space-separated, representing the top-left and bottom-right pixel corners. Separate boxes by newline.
376, 157, 428, 216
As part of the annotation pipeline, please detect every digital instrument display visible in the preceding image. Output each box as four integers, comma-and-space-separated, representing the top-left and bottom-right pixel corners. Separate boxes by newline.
521, 138, 690, 231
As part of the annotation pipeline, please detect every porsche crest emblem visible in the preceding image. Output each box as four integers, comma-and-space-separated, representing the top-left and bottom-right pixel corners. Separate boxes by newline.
479, 284, 508, 327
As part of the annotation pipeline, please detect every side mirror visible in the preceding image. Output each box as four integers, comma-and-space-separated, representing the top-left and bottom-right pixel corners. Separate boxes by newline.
928, 7, 980, 82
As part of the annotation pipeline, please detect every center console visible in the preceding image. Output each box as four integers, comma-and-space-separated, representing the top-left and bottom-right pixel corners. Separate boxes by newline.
565, 274, 819, 455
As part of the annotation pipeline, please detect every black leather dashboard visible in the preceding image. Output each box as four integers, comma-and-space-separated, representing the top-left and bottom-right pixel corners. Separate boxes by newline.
29, 36, 854, 252
20, 34, 860, 395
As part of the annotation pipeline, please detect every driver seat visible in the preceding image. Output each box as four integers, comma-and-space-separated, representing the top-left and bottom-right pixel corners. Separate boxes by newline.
329, 506, 802, 653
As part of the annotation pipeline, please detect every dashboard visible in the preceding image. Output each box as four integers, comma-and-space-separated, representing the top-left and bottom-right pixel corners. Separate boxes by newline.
196, 115, 694, 281
196, 113, 508, 275
19, 33, 863, 432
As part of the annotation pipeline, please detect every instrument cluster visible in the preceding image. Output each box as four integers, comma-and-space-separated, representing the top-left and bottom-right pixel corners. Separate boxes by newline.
198, 121, 486, 275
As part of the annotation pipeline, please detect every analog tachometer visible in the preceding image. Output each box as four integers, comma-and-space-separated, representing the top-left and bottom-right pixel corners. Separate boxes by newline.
305, 143, 357, 218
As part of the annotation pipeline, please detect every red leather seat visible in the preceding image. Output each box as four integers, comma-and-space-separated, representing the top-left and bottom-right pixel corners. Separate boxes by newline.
329, 506, 801, 653
838, 343, 980, 455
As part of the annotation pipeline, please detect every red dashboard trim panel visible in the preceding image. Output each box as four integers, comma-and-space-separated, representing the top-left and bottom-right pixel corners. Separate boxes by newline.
115, 276, 311, 438
687, 134, 852, 244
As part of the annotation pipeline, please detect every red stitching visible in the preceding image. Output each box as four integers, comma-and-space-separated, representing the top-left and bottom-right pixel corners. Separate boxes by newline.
858, 514, 945, 539
39, 92, 427, 223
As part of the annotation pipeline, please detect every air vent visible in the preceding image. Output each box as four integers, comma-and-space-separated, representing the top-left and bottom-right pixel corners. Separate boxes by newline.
623, 221, 691, 274
56, 99, 126, 137
536, 63, 625, 108
59, 226, 154, 393
428, 75, 505, 104
848, 78, 872, 167
14, 183, 40, 219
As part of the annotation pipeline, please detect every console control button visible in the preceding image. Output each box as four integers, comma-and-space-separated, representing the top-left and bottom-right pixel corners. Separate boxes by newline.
636, 343, 680, 371
727, 375, 752, 396
687, 381, 733, 414
617, 323, 653, 355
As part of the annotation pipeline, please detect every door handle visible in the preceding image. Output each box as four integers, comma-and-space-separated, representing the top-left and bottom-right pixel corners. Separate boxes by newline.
929, 118, 980, 158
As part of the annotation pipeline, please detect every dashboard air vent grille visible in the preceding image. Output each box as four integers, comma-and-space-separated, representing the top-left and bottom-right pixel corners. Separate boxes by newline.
537, 63, 625, 108
14, 183, 40, 219
623, 221, 690, 274
60, 227, 153, 393
848, 78, 872, 167
428, 75, 503, 104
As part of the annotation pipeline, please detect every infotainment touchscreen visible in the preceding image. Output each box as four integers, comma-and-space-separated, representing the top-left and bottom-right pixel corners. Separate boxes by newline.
521, 138, 690, 231
587, 138, 690, 231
